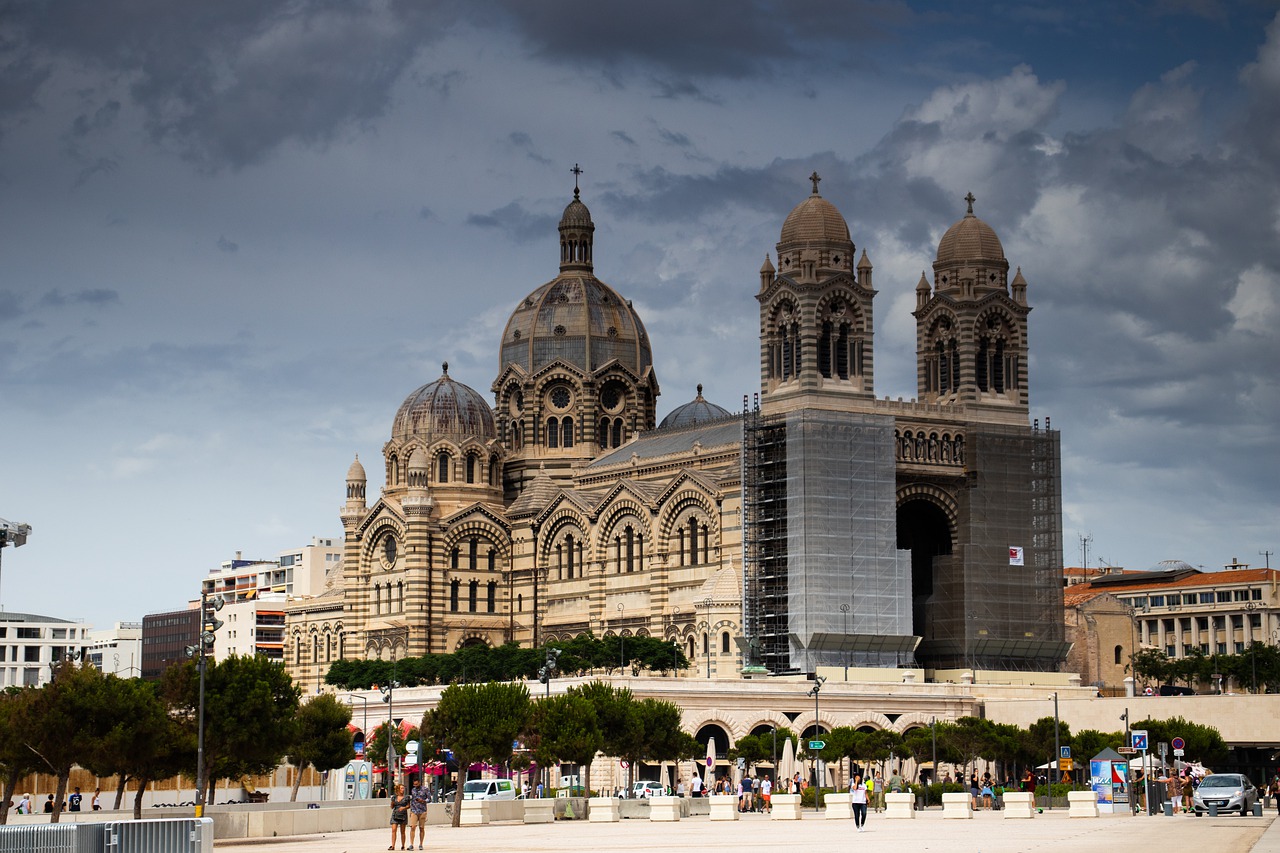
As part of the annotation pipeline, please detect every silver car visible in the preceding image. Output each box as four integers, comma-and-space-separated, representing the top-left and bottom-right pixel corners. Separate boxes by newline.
1192, 773, 1257, 815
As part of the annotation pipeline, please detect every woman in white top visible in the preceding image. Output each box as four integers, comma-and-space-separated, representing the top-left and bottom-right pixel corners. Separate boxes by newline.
849, 773, 869, 831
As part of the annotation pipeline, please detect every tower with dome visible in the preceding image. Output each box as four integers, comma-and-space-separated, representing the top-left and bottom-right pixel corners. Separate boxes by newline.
285, 171, 1065, 688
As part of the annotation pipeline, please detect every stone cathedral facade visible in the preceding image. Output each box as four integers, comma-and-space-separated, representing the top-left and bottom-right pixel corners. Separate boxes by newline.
284, 174, 1066, 691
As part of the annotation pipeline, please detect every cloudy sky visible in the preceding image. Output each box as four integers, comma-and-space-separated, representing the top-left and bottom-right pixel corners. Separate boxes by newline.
2, 1, 1277, 630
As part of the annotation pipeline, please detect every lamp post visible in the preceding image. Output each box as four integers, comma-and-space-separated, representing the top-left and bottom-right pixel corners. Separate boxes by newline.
347, 694, 369, 750
1051, 691, 1060, 809
188, 590, 224, 818
380, 652, 400, 789
930, 716, 937, 806
809, 676, 826, 808
839, 603, 851, 681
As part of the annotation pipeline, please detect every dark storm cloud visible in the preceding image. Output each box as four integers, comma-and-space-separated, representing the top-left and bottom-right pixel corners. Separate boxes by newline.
0, 1, 467, 169
467, 202, 558, 244
38, 288, 120, 308
508, 132, 552, 165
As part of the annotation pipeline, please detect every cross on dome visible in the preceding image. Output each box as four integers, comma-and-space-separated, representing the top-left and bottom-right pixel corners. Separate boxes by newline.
571, 163, 583, 198
809, 171, 822, 195
964, 191, 976, 215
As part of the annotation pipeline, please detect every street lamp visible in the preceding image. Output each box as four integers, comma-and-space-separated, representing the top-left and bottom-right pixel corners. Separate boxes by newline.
809, 676, 826, 809
185, 590, 223, 818
839, 603, 851, 681
1050, 691, 1060, 810
347, 694, 369, 751
380, 666, 400, 788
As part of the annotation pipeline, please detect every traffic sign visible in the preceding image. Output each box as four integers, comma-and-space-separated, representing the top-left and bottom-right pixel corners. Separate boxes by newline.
1058, 758, 1074, 771
1118, 747, 1137, 755
1171, 737, 1185, 750
1060, 746, 1071, 759
808, 740, 826, 750
1131, 730, 1148, 751
1174, 748, 1185, 757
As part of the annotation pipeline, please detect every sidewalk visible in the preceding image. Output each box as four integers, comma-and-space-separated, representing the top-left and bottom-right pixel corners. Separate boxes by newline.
212, 808, 1276, 853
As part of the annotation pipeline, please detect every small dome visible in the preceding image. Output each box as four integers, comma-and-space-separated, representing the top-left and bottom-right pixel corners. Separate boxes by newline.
346, 454, 366, 481
1151, 559, 1197, 573
407, 446, 428, 471
560, 196, 593, 230
659, 384, 732, 429
392, 363, 496, 444
936, 192, 1004, 265
779, 178, 851, 246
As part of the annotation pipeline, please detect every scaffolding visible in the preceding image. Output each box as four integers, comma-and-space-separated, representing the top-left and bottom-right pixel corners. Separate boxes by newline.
742, 402, 791, 673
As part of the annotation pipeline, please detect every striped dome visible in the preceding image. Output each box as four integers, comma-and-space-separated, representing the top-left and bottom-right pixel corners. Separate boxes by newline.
391, 363, 496, 444
659, 385, 732, 429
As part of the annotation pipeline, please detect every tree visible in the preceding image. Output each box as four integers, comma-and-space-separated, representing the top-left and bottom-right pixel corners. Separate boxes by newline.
26, 661, 114, 822
366, 720, 414, 778
164, 654, 300, 802
572, 682, 642, 788
0, 688, 40, 825
1132, 716, 1227, 767
628, 698, 687, 773
941, 717, 997, 779
901, 727, 935, 782
1071, 729, 1123, 763
421, 681, 530, 827
286, 694, 355, 801
79, 676, 194, 819
530, 693, 602, 794
728, 732, 775, 772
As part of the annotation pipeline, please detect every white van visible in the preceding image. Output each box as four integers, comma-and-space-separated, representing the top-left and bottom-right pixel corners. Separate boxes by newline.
461, 778, 518, 800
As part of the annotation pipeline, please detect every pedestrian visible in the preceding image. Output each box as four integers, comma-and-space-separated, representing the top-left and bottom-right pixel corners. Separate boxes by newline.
690, 772, 702, 798
68, 787, 82, 812
408, 778, 429, 851
872, 770, 884, 812
15, 793, 31, 814
91, 788, 101, 811
43, 794, 54, 814
760, 775, 772, 813
1166, 769, 1183, 813
388, 783, 409, 850
850, 773, 869, 832
1269, 777, 1280, 815
1181, 771, 1195, 814
740, 773, 753, 812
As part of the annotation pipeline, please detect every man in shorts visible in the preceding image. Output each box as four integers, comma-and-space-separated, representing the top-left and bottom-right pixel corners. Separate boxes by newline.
408, 778, 430, 850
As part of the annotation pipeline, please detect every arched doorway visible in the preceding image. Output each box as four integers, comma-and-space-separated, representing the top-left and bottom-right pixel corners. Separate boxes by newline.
897, 498, 953, 651
694, 723, 733, 789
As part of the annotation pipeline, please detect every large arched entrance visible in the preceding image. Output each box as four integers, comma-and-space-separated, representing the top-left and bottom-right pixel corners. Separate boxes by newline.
694, 723, 733, 789
897, 497, 953, 650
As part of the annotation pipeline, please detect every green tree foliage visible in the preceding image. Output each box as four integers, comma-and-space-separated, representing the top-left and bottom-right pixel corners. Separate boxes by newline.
421, 681, 530, 827
366, 721, 417, 773
1132, 716, 1227, 766
728, 732, 776, 771
530, 693, 602, 794
1023, 716, 1072, 771
901, 726, 936, 781
26, 662, 115, 822
0, 688, 40, 825
165, 654, 301, 800
81, 676, 193, 819
630, 698, 688, 766
1071, 729, 1124, 762
286, 694, 355, 802
325, 636, 687, 688
941, 717, 997, 777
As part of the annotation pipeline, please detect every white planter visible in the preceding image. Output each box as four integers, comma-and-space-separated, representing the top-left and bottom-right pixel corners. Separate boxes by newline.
1067, 790, 1099, 818
709, 794, 739, 821
770, 793, 802, 821
459, 799, 489, 826
523, 799, 555, 824
649, 795, 681, 822
942, 792, 972, 819
1001, 791, 1035, 819
588, 796, 620, 823
885, 792, 916, 819
823, 792, 853, 819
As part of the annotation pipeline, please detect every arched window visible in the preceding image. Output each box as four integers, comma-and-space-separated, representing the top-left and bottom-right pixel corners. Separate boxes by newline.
818, 320, 832, 378
517, 593, 523, 612
466, 454, 476, 483
469, 538, 478, 571
488, 549, 496, 571
702, 633, 709, 655
487, 581, 497, 613
688, 518, 700, 566
468, 580, 478, 612
612, 418, 623, 447
312, 635, 319, 663
373, 584, 382, 615
835, 323, 850, 379
489, 457, 498, 486
562, 417, 574, 448
437, 453, 450, 483
599, 417, 611, 448
1114, 645, 1123, 665
565, 534, 576, 579
396, 581, 404, 613
721, 632, 731, 654
295, 635, 303, 666
547, 417, 559, 448
624, 525, 636, 573
451, 548, 459, 570
449, 580, 460, 612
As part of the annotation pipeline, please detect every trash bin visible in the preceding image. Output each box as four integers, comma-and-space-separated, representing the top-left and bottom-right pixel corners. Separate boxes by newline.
1207, 803, 1218, 817
1162, 802, 1174, 817
1252, 802, 1262, 817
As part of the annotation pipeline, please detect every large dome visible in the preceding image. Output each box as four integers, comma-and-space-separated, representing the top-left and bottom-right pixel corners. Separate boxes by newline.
391, 363, 496, 443
659, 384, 732, 429
780, 193, 851, 246
936, 193, 1005, 265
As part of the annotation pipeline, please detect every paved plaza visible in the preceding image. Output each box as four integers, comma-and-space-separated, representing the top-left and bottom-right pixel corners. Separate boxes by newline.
212, 808, 1280, 853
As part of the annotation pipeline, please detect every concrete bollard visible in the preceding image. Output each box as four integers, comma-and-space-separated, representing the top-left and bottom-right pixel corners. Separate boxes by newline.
1001, 791, 1036, 819
459, 800, 490, 826
770, 793, 803, 821
649, 796, 681, 822
588, 797, 620, 823
709, 794, 739, 821
523, 799, 555, 824
1067, 790, 1099, 818
823, 792, 852, 819
942, 792, 972, 819
884, 792, 916, 819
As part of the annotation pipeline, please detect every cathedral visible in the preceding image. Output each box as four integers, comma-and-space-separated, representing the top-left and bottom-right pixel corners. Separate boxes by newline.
285, 172, 1066, 691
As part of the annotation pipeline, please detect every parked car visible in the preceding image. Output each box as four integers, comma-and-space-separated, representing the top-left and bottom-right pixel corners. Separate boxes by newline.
1192, 773, 1257, 815
632, 781, 665, 798
461, 779, 518, 800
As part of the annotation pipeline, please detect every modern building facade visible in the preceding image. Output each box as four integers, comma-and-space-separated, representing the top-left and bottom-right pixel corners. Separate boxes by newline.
86, 621, 144, 678
140, 606, 200, 680
0, 611, 90, 687
285, 173, 1066, 691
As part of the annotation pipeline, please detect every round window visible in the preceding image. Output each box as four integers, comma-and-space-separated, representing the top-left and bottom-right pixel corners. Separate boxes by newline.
600, 382, 626, 414
509, 388, 524, 416
549, 386, 572, 410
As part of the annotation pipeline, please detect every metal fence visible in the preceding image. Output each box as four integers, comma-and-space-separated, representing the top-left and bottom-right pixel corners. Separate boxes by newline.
0, 818, 211, 853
